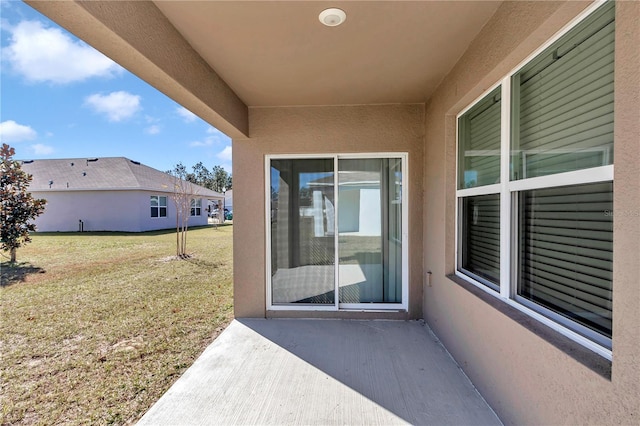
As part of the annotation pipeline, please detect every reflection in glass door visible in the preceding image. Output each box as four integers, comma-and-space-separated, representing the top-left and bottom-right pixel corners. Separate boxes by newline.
270, 158, 335, 305
338, 158, 402, 305
268, 155, 406, 310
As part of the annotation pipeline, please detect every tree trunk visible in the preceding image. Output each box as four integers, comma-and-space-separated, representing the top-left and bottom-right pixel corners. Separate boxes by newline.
176, 209, 180, 257
182, 217, 188, 256
10, 247, 16, 263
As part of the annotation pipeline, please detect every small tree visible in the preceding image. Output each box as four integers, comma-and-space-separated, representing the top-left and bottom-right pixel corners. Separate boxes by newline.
1, 144, 46, 263
168, 163, 198, 258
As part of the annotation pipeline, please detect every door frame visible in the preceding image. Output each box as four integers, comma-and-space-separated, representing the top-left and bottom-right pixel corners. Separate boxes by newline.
265, 152, 409, 312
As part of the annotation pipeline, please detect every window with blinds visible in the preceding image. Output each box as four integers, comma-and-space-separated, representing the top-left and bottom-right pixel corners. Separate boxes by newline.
457, 85, 501, 289
456, 1, 615, 352
511, 1, 614, 180
517, 182, 613, 341
458, 86, 501, 189
461, 194, 500, 289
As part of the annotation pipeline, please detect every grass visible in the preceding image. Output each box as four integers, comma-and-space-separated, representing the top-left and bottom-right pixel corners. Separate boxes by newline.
0, 225, 234, 425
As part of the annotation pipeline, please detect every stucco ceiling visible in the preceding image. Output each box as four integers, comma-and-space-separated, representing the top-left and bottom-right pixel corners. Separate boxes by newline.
152, 1, 502, 107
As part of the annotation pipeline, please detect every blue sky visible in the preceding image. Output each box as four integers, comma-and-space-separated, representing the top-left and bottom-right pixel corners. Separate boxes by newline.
0, 0, 232, 174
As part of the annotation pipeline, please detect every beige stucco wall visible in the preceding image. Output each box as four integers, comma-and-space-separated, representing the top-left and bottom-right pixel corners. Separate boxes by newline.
423, 1, 639, 424
233, 104, 424, 318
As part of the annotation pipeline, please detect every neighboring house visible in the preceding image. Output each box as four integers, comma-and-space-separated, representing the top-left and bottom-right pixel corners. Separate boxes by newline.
22, 157, 224, 232
28, 1, 639, 424
224, 189, 233, 213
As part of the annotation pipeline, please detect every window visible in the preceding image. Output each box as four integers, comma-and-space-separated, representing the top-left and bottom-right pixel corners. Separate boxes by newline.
267, 154, 408, 311
458, 86, 502, 291
456, 1, 614, 356
190, 198, 201, 216
151, 195, 167, 218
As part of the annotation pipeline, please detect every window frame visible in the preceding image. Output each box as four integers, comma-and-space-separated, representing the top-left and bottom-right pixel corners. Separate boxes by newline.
455, 0, 614, 360
150, 195, 168, 218
264, 152, 409, 312
190, 198, 202, 217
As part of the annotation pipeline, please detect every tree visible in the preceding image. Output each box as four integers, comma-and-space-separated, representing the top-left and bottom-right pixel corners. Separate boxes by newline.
211, 165, 229, 193
167, 163, 198, 258
1, 144, 46, 263
169, 162, 230, 192
192, 162, 214, 190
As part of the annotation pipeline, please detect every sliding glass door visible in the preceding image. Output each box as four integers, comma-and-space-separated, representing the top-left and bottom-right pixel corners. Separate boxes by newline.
337, 158, 403, 306
270, 158, 335, 305
267, 154, 407, 311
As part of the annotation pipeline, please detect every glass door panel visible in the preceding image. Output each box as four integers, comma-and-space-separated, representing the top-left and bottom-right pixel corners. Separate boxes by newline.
270, 159, 335, 305
386, 158, 403, 303
338, 158, 403, 304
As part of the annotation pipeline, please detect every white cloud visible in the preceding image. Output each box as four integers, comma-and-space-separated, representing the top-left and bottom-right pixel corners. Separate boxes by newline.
189, 138, 214, 147
3, 20, 122, 84
217, 145, 232, 162
85, 91, 141, 122
0, 120, 37, 143
176, 106, 197, 123
30, 144, 54, 155
190, 126, 229, 148
145, 125, 161, 135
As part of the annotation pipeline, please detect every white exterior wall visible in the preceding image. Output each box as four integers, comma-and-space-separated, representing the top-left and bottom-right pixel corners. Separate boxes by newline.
141, 193, 210, 232
139, 191, 173, 232
32, 190, 209, 232
224, 189, 233, 211
337, 188, 381, 236
358, 189, 381, 236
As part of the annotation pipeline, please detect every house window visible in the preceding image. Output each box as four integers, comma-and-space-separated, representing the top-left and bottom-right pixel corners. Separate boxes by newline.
190, 199, 202, 216
456, 1, 614, 356
266, 154, 408, 311
151, 195, 167, 218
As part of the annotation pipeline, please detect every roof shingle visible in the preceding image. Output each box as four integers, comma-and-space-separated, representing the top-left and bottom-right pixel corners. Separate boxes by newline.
20, 157, 223, 198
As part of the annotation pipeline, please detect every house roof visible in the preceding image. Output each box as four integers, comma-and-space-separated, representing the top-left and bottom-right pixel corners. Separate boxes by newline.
26, 1, 503, 138
21, 157, 224, 198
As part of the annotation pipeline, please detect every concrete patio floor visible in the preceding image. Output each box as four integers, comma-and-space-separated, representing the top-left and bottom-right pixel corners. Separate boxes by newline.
138, 319, 502, 425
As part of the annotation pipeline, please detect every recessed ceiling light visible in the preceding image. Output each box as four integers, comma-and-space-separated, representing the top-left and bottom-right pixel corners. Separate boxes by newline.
319, 8, 346, 27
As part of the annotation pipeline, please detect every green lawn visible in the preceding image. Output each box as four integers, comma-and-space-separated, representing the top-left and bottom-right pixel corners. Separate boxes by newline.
0, 225, 234, 425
